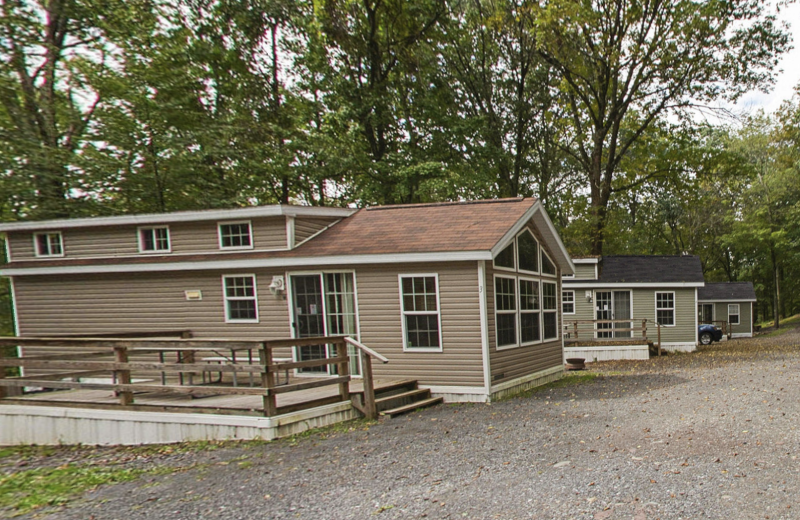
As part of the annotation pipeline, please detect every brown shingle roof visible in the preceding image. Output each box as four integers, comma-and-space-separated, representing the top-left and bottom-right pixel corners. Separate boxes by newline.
290, 198, 537, 256
1, 198, 540, 271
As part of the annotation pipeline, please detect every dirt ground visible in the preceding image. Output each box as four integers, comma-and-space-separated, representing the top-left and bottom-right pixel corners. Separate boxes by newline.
5, 329, 800, 520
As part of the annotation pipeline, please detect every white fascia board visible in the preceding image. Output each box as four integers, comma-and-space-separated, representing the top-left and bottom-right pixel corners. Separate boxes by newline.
572, 258, 600, 264
489, 201, 575, 275
697, 299, 757, 303
564, 282, 705, 288
0, 205, 355, 233
0, 250, 492, 276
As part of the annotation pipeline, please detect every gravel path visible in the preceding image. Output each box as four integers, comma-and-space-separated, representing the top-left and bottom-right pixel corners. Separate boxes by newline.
7, 331, 800, 520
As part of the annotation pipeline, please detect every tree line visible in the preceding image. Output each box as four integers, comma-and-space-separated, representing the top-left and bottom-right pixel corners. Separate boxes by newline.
0, 0, 798, 329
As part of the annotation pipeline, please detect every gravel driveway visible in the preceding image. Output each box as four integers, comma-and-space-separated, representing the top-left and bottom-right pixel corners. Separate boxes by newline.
6, 330, 800, 520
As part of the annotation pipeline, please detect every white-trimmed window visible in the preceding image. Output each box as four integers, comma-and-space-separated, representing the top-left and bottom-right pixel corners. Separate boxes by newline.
495, 276, 517, 348
34, 232, 63, 257
399, 275, 442, 350
494, 242, 515, 271
223, 275, 259, 322
517, 230, 539, 273
728, 304, 740, 325
542, 281, 558, 339
541, 250, 557, 276
218, 221, 253, 249
656, 292, 675, 326
562, 290, 575, 315
138, 226, 170, 252
519, 278, 540, 344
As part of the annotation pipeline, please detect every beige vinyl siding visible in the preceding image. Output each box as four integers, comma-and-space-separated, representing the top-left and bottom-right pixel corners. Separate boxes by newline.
12, 270, 295, 366
353, 262, 484, 387
486, 221, 564, 385
713, 301, 752, 335
7, 217, 289, 261
573, 264, 597, 280
12, 261, 484, 388
294, 217, 340, 245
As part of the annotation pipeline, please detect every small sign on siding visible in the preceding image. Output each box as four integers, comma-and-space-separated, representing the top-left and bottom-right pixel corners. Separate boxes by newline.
184, 290, 203, 301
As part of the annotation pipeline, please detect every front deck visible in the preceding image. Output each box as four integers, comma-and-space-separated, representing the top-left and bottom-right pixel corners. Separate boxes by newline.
1, 377, 412, 417
563, 319, 663, 362
0, 333, 400, 444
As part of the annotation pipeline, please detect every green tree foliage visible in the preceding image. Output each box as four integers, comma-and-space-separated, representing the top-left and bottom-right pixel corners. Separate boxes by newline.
531, 0, 793, 255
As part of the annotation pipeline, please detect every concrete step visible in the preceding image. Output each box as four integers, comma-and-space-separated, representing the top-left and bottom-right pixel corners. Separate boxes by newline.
375, 388, 431, 413
380, 396, 444, 418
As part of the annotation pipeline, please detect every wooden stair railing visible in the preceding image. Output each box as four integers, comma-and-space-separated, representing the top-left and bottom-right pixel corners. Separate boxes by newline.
344, 337, 389, 419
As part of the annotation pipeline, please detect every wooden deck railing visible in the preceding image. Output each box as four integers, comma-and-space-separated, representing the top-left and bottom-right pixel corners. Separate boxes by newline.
0, 334, 389, 418
564, 319, 662, 354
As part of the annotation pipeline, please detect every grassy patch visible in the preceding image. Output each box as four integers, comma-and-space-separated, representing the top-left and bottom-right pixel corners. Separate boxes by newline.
759, 313, 800, 337
0, 464, 170, 516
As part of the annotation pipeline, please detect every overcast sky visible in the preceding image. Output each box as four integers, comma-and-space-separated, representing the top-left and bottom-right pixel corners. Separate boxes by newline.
733, 1, 800, 114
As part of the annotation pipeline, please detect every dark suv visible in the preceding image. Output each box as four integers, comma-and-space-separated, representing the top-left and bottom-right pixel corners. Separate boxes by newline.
698, 324, 723, 345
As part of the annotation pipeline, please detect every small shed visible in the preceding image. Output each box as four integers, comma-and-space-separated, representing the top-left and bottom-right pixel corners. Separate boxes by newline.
697, 282, 757, 338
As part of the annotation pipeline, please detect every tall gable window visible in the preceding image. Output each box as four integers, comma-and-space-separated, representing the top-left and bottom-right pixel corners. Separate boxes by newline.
656, 292, 675, 326
223, 275, 258, 322
218, 221, 253, 249
492, 226, 562, 349
400, 275, 442, 350
34, 232, 63, 257
494, 242, 515, 270
517, 230, 539, 273
139, 227, 170, 252
728, 304, 740, 325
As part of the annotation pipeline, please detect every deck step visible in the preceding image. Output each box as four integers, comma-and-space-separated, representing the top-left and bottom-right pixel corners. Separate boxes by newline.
372, 379, 419, 399
375, 388, 431, 412
380, 396, 443, 418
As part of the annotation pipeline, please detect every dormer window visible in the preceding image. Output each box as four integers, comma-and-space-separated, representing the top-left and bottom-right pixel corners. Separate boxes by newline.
517, 230, 539, 273
34, 232, 63, 257
138, 226, 170, 253
218, 221, 253, 250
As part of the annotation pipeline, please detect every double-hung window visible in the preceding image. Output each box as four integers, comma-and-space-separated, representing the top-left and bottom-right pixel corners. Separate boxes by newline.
562, 290, 575, 315
542, 282, 558, 339
656, 292, 675, 326
728, 304, 740, 325
399, 275, 442, 350
218, 221, 253, 249
138, 227, 170, 252
34, 232, 63, 257
495, 276, 517, 348
519, 279, 540, 344
223, 275, 258, 322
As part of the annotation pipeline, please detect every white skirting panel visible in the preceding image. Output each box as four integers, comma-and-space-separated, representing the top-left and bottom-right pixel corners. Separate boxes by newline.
731, 333, 753, 339
564, 345, 650, 363
660, 342, 697, 352
0, 402, 359, 446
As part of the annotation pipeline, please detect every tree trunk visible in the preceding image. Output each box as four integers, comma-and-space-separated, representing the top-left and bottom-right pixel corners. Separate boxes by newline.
771, 248, 780, 329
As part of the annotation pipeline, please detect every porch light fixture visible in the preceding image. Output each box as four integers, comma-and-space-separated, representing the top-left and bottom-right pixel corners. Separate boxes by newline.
585, 290, 593, 303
